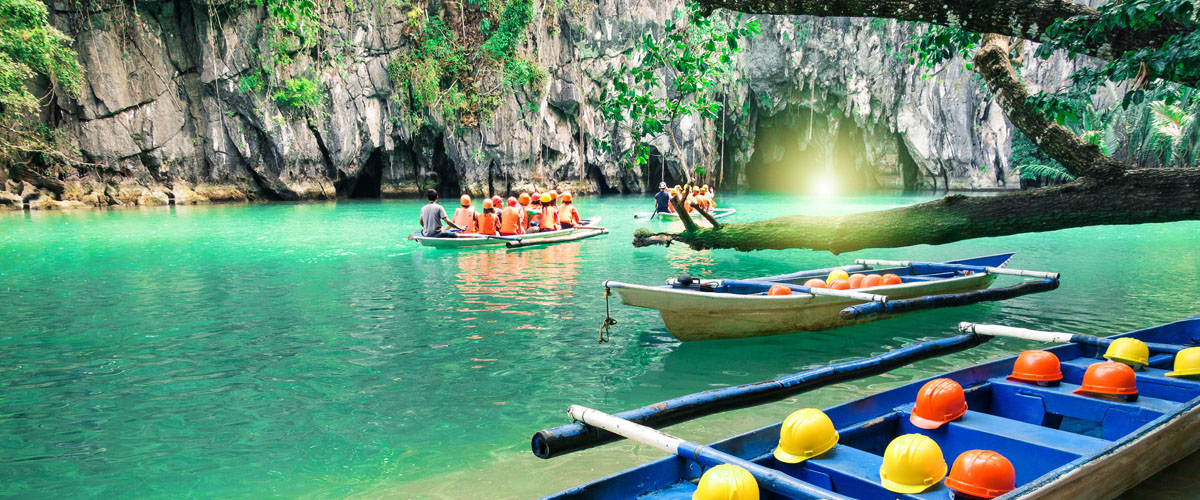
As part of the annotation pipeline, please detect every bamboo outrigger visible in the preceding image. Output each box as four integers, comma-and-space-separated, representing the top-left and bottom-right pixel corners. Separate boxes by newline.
534, 316, 1200, 499
605, 253, 1060, 341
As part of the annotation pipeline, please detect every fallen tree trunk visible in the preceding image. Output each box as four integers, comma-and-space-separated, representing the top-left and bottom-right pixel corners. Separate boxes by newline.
632, 169, 1200, 253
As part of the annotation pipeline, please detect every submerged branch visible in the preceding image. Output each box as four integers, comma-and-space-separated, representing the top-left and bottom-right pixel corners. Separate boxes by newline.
632, 169, 1200, 253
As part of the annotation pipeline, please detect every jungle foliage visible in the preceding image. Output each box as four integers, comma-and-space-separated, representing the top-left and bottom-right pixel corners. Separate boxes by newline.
0, 0, 83, 168
595, 2, 759, 174
387, 0, 546, 128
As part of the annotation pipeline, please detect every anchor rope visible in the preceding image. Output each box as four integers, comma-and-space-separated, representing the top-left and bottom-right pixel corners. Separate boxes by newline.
599, 285, 616, 343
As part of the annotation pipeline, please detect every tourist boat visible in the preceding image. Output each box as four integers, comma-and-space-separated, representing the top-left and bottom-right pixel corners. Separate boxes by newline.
605, 253, 1060, 341
407, 217, 603, 249
633, 208, 737, 221
532, 316, 1200, 499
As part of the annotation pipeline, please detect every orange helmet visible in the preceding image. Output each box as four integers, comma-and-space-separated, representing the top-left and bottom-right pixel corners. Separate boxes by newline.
910, 378, 967, 429
519, 192, 531, 205
767, 284, 792, 296
482, 199, 493, 209
1074, 361, 1138, 397
945, 450, 1016, 499
1007, 350, 1063, 384
561, 192, 572, 202
548, 189, 558, 200
459, 194, 471, 206
507, 197, 518, 207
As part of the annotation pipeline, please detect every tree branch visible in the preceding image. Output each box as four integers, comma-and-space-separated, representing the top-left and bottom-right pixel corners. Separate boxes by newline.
973, 33, 1128, 179
697, 0, 1194, 84
633, 168, 1200, 253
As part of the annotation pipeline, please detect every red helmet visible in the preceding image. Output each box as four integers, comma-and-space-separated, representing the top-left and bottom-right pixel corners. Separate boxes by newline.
1074, 361, 1138, 397
491, 195, 502, 207
910, 378, 967, 429
945, 450, 1016, 499
507, 197, 518, 207
767, 284, 792, 296
1007, 350, 1063, 383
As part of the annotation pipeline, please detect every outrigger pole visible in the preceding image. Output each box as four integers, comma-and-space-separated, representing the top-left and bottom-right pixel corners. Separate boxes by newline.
567, 405, 852, 500
959, 323, 1188, 354
532, 333, 989, 459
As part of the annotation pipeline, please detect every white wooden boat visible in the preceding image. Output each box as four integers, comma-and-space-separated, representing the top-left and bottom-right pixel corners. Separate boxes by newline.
606, 253, 1060, 341
633, 208, 736, 220
408, 217, 601, 249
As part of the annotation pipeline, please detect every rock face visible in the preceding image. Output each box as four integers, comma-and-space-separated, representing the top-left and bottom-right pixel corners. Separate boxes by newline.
2, 0, 1103, 209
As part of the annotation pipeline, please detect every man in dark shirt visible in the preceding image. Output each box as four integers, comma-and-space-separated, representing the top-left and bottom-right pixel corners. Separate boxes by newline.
419, 189, 456, 237
653, 182, 670, 214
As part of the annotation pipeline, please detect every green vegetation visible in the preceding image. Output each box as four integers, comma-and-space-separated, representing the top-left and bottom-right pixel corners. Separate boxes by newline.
0, 0, 84, 166
1010, 130, 1075, 182
387, 0, 546, 127
596, 3, 760, 171
272, 77, 324, 112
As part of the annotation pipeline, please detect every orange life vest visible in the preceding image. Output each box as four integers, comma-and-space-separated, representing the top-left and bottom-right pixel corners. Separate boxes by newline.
452, 207, 477, 232
560, 204, 580, 225
500, 206, 523, 234
477, 212, 499, 235
541, 206, 559, 231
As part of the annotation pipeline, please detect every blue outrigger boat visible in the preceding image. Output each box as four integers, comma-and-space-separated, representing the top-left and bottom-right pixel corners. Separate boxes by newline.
533, 316, 1200, 499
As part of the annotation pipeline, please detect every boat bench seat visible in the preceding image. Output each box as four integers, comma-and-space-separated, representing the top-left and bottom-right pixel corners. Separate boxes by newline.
1059, 358, 1200, 402
761, 442, 948, 500
892, 405, 1104, 483
987, 378, 1176, 440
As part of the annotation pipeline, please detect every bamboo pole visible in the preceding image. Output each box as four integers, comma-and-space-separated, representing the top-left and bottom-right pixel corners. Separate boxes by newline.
566, 405, 852, 500
855, 259, 1061, 280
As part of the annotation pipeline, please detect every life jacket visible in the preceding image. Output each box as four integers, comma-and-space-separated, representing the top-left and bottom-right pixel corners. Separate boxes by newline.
477, 211, 499, 235
500, 206, 523, 234
560, 203, 580, 226
541, 206, 559, 231
453, 207, 477, 232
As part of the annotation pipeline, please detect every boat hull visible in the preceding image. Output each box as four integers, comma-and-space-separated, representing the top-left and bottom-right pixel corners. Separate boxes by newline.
611, 273, 997, 341
410, 217, 600, 248
538, 316, 1200, 500
655, 208, 735, 221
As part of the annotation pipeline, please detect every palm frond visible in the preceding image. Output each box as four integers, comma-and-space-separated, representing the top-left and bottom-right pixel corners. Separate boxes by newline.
1015, 163, 1077, 181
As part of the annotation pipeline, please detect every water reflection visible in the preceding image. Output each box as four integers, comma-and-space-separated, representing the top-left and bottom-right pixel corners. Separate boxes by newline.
453, 244, 582, 311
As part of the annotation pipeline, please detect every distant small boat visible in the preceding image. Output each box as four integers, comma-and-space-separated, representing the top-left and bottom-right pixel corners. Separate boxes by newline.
408, 217, 603, 249
634, 208, 736, 221
605, 253, 1060, 341
532, 316, 1200, 500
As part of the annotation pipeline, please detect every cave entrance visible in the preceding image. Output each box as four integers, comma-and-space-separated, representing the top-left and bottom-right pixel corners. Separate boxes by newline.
897, 140, 922, 191
745, 108, 878, 194
348, 150, 384, 199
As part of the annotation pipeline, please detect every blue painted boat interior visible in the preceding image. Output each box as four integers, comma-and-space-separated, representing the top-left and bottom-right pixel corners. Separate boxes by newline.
542, 316, 1200, 499
668, 253, 1016, 295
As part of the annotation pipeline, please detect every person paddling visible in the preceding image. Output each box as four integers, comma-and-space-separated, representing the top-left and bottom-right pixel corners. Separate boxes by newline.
500, 197, 525, 236
452, 194, 479, 233
477, 199, 500, 236
559, 192, 581, 228
653, 182, 670, 215
419, 189, 458, 238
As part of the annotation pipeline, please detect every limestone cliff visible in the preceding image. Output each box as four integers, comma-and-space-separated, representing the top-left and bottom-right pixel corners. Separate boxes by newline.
1, 0, 1103, 209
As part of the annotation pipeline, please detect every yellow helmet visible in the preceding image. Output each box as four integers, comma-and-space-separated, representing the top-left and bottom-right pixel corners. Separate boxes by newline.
1104, 337, 1150, 369
826, 269, 850, 285
879, 434, 947, 494
693, 464, 759, 500
774, 408, 838, 463
540, 194, 552, 203
1166, 347, 1200, 378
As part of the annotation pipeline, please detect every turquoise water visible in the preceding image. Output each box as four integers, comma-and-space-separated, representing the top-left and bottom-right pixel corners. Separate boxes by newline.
1, 193, 1198, 498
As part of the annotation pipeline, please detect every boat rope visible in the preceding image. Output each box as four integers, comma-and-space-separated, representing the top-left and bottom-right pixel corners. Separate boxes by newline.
599, 285, 616, 343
